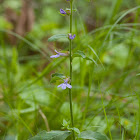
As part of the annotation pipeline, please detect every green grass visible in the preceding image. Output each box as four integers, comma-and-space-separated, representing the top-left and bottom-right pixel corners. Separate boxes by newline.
0, 0, 140, 139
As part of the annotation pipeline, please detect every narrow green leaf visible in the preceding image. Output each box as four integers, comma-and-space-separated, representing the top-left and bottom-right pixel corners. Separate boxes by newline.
73, 50, 86, 58
78, 131, 108, 140
48, 34, 68, 42
29, 130, 71, 140
85, 57, 98, 66
87, 45, 104, 68
73, 50, 97, 66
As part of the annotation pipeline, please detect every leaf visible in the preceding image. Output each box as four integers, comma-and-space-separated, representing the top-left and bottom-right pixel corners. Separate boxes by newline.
48, 34, 68, 42
20, 106, 38, 114
71, 127, 80, 134
85, 57, 98, 66
72, 50, 97, 66
51, 73, 65, 83
87, 45, 104, 69
78, 131, 108, 140
62, 119, 69, 127
52, 73, 64, 78
20, 85, 51, 106
136, 73, 140, 76
29, 130, 71, 140
73, 50, 86, 58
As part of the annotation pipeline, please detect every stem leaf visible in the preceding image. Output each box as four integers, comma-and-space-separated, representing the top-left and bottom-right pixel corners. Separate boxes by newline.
48, 34, 68, 42
70, 127, 80, 134
51, 73, 65, 83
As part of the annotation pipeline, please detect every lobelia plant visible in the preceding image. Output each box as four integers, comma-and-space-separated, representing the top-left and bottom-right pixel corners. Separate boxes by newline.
29, 0, 108, 140
50, 0, 76, 139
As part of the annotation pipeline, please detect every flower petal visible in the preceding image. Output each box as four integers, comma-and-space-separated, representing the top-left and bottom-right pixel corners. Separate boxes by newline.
62, 84, 67, 89
61, 84, 67, 89
50, 54, 60, 58
66, 83, 72, 89
69, 34, 76, 40
60, 9, 66, 14
64, 78, 69, 83
58, 83, 63, 88
59, 52, 68, 56
73, 34, 76, 38
58, 83, 67, 90
54, 49, 59, 54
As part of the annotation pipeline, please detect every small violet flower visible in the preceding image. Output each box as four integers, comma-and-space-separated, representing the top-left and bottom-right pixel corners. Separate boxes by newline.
58, 78, 72, 90
68, 34, 76, 40
60, 9, 67, 14
50, 50, 67, 58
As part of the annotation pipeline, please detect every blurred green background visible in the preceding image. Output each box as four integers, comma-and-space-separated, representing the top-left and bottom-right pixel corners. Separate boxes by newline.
0, 0, 140, 139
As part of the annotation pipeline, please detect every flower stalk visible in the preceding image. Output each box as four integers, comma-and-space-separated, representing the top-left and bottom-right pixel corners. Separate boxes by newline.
51, 0, 75, 139
68, 0, 75, 140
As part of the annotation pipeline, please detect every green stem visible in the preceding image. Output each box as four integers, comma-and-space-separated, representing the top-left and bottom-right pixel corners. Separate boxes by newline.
101, 95, 112, 140
68, 1, 75, 140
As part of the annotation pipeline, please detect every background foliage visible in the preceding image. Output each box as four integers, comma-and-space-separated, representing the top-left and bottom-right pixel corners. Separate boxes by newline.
0, 0, 140, 139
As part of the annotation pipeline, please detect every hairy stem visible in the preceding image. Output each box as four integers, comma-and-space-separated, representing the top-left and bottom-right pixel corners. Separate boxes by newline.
68, 0, 75, 140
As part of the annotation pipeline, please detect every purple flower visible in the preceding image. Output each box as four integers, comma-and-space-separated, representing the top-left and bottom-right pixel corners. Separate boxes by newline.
50, 50, 68, 58
58, 79, 72, 90
60, 9, 67, 14
68, 34, 76, 40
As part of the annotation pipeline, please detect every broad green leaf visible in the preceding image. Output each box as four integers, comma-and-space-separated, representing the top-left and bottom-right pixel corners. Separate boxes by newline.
48, 34, 68, 42
29, 130, 71, 140
51, 73, 65, 83
71, 127, 80, 134
78, 131, 108, 140
73, 50, 97, 66
20, 85, 51, 106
